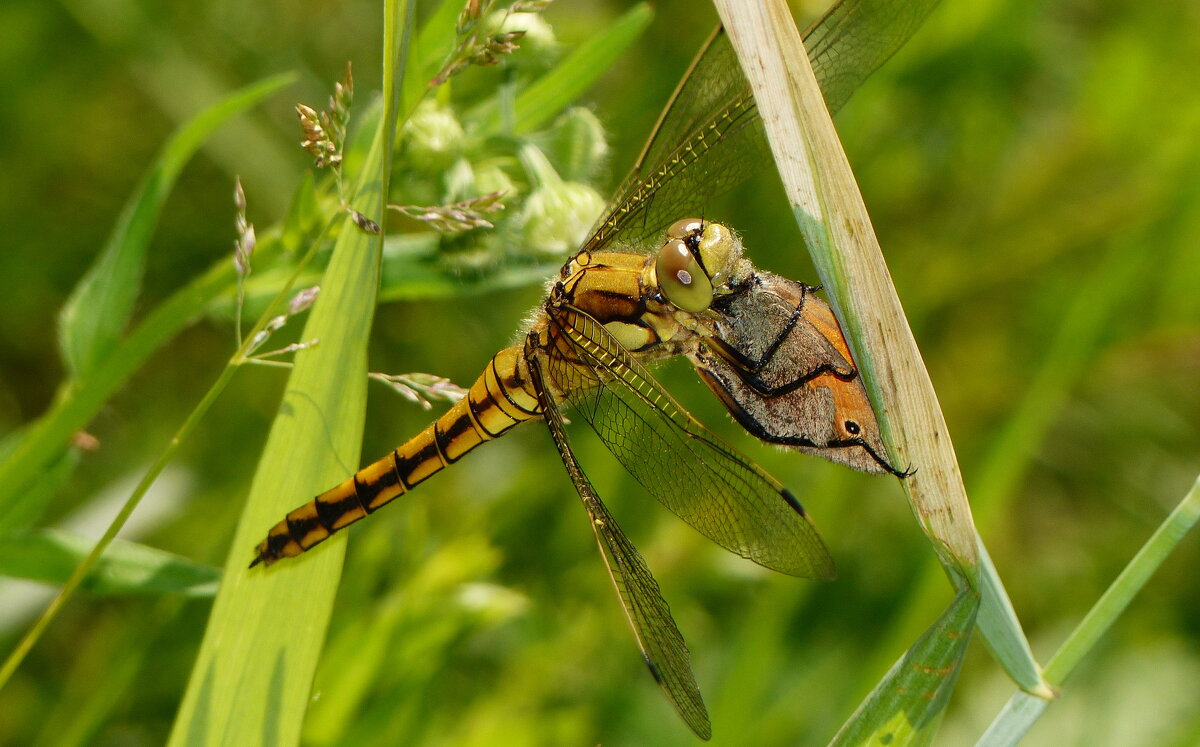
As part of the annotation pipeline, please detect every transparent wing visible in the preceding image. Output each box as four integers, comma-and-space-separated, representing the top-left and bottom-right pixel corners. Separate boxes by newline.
804, 0, 944, 116
543, 306, 836, 580
582, 0, 940, 254
529, 350, 711, 740
581, 29, 766, 254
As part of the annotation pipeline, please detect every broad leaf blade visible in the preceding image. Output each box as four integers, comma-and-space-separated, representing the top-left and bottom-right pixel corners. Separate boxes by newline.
0, 529, 218, 597
167, 147, 383, 743
831, 590, 978, 747
170, 166, 383, 741
167, 4, 413, 740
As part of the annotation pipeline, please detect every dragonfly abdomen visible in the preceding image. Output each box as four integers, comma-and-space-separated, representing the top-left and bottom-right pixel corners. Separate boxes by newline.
251, 345, 540, 566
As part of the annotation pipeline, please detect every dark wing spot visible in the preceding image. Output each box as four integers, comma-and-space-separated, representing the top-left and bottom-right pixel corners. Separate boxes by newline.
643, 653, 665, 684
780, 488, 807, 517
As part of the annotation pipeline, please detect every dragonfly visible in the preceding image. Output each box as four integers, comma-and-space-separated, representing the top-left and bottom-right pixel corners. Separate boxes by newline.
253, 2, 924, 738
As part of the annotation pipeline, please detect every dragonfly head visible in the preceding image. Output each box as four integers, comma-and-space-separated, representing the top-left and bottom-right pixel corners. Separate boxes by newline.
656, 219, 751, 313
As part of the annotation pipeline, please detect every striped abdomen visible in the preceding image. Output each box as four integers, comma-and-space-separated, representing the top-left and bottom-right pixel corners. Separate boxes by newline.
251, 345, 540, 566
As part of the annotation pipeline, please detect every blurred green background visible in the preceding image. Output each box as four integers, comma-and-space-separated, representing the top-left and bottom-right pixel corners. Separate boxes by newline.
1, 0, 1198, 744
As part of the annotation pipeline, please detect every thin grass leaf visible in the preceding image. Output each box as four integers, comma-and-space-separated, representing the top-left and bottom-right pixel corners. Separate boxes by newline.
831, 589, 978, 746
166, 3, 413, 744
974, 539, 1047, 695
0, 529, 219, 597
58, 73, 295, 380
977, 473, 1200, 746
468, 3, 653, 135
716, 0, 977, 578
62, 0, 299, 213
0, 75, 294, 524
0, 255, 236, 525
0, 431, 81, 533
403, 0, 464, 122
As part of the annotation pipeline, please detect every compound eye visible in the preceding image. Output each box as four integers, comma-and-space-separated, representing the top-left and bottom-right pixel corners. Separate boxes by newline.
666, 218, 704, 241
656, 239, 713, 312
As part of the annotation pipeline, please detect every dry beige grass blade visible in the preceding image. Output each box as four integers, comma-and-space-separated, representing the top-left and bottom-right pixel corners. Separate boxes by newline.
713, 0, 977, 576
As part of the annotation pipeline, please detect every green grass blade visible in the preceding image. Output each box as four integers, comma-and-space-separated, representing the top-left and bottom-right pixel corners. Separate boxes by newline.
974, 538, 1047, 695
166, 209, 374, 744
0, 432, 80, 532
719, 0, 978, 575
0, 76, 294, 524
166, 2, 412, 743
0, 529, 218, 596
403, 0, 461, 118
0, 61, 361, 699
468, 3, 653, 135
57, 73, 294, 380
0, 256, 237, 523
831, 589, 978, 747
60, 0, 299, 214
977, 473, 1200, 746
0, 252, 258, 525
718, 0, 981, 580
716, 1, 1050, 735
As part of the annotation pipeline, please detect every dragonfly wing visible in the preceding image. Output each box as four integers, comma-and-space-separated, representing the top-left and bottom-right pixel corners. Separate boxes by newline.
582, 1, 941, 255
529, 350, 711, 740
543, 306, 836, 580
804, 0, 944, 117
583, 29, 768, 254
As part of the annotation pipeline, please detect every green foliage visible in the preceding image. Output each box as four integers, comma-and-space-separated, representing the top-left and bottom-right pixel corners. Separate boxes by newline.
0, 75, 292, 523
0, 529, 218, 596
56, 75, 295, 381
833, 588, 978, 746
980, 475, 1200, 745
0, 0, 1198, 745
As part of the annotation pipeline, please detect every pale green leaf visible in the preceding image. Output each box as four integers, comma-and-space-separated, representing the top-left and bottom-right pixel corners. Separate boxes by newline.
0, 529, 218, 597
831, 589, 978, 747
978, 474, 1200, 746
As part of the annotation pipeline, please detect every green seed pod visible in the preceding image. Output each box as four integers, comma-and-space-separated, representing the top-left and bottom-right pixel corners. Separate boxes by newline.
486, 11, 559, 73
403, 101, 466, 176
521, 181, 605, 258
546, 107, 609, 183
